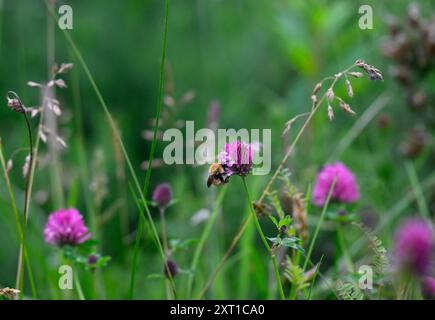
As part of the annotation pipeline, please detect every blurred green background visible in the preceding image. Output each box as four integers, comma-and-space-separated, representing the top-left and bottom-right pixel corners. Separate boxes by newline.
0, 0, 434, 299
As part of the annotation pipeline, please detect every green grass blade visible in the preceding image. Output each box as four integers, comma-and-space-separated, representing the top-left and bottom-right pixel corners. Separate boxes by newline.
187, 187, 227, 298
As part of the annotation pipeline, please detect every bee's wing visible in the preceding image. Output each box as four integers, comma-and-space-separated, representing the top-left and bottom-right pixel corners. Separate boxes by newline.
207, 175, 214, 188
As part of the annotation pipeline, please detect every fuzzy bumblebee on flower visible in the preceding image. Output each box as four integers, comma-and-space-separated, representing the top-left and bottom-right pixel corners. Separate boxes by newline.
207, 140, 253, 187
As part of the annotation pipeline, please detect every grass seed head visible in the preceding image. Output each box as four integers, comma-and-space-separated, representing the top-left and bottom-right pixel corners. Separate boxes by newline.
345, 79, 354, 98
0, 287, 20, 300
355, 59, 384, 81
339, 101, 356, 115
6, 92, 25, 113
327, 88, 335, 102
327, 105, 334, 121
312, 82, 322, 95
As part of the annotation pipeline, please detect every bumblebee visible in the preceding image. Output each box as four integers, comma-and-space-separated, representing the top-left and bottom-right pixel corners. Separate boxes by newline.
207, 163, 229, 188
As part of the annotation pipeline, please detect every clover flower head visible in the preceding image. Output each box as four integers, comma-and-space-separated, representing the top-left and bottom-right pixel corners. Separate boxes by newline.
394, 218, 433, 275
163, 259, 179, 279
312, 162, 359, 207
422, 276, 435, 299
219, 141, 253, 177
44, 208, 91, 246
152, 183, 173, 208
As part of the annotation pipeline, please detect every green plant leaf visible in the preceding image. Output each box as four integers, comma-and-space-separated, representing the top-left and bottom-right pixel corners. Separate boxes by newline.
269, 215, 279, 227
279, 215, 292, 228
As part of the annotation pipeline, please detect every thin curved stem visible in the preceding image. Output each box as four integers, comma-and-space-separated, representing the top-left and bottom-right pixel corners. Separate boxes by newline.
143, 0, 170, 195
241, 177, 285, 300
74, 266, 85, 300
15, 107, 34, 294
159, 207, 168, 254
257, 64, 355, 205
23, 113, 33, 223
160, 207, 170, 300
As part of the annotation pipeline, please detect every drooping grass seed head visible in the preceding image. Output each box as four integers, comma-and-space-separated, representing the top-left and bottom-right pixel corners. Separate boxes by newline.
345, 79, 354, 98
312, 82, 322, 95
349, 71, 364, 78
355, 59, 384, 81
0, 287, 20, 300
6, 91, 25, 113
327, 105, 334, 121
326, 88, 335, 102
339, 101, 356, 116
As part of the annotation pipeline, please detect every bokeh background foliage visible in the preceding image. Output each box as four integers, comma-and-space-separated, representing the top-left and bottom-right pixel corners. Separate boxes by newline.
0, 0, 434, 299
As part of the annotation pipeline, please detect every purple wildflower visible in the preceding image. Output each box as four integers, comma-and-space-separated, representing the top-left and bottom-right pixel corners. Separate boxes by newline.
422, 276, 435, 299
87, 254, 99, 265
394, 218, 433, 275
44, 208, 91, 246
312, 162, 360, 207
152, 183, 173, 209
219, 141, 253, 177
163, 259, 179, 279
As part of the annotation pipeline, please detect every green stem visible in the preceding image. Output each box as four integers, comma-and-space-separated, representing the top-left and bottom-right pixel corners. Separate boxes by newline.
405, 161, 430, 219
135, 0, 170, 297
287, 249, 300, 300
159, 207, 170, 300
0, 141, 36, 298
241, 177, 285, 300
143, 0, 170, 195
187, 187, 226, 299
336, 223, 354, 274
307, 255, 324, 300
128, 196, 144, 299
74, 267, 85, 300
302, 178, 336, 272
159, 207, 168, 255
